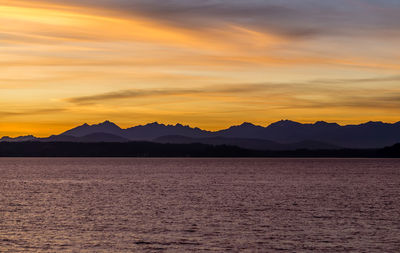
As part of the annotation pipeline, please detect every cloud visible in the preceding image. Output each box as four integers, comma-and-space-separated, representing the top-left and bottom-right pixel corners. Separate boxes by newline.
32, 0, 400, 38
64, 75, 400, 112
0, 108, 67, 118
2, 0, 400, 136
3, 1, 400, 73
65, 89, 200, 104
290, 92, 400, 110
308, 75, 400, 85
64, 85, 268, 105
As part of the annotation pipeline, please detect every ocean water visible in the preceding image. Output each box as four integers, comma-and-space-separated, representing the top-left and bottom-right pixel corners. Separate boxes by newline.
1, 158, 400, 252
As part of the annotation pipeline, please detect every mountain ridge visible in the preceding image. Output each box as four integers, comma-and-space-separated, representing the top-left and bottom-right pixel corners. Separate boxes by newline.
2, 120, 400, 149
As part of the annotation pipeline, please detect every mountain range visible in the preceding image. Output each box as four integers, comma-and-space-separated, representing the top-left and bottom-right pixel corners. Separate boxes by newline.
2, 120, 400, 150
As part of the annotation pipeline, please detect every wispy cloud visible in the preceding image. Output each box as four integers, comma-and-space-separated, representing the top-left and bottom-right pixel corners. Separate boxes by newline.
64, 85, 267, 105
288, 92, 400, 110
0, 108, 67, 118
308, 75, 400, 85
64, 75, 400, 112
65, 89, 200, 105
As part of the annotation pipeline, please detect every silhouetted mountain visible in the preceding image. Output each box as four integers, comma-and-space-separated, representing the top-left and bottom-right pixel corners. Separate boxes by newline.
154, 135, 341, 151
0, 133, 130, 143
61, 121, 124, 137
217, 120, 400, 148
40, 135, 77, 142
215, 122, 266, 139
0, 135, 36, 142
40, 133, 129, 143
61, 121, 211, 140
77, 133, 129, 142
124, 122, 211, 140
3, 120, 400, 149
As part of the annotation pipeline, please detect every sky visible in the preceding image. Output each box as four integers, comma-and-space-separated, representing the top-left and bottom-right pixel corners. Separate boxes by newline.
1, 0, 400, 137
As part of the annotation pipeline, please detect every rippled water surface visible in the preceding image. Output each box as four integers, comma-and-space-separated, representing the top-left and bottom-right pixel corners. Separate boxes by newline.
1, 158, 400, 252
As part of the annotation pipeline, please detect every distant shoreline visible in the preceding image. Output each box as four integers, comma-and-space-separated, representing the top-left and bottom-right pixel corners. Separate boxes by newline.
0, 142, 399, 158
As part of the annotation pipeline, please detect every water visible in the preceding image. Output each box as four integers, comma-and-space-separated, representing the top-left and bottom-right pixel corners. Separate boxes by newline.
1, 158, 400, 252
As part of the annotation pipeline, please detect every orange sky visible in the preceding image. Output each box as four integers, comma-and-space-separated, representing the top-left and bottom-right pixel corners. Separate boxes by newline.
1, 0, 400, 137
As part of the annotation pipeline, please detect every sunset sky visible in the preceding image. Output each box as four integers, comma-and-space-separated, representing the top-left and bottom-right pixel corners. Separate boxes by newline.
1, 0, 400, 137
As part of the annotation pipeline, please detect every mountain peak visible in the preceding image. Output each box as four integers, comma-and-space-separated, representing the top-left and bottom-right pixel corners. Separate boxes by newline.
268, 120, 301, 128
96, 120, 119, 127
146, 122, 164, 127
367, 121, 383, 124
314, 121, 340, 127
74, 123, 89, 128
240, 122, 255, 127
225, 122, 258, 131
61, 120, 122, 137
174, 123, 194, 129
361, 121, 386, 127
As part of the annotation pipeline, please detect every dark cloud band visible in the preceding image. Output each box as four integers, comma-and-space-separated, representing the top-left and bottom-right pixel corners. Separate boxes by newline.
40, 0, 400, 38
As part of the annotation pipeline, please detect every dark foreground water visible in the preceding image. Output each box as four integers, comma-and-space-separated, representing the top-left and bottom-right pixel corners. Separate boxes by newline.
1, 158, 400, 252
